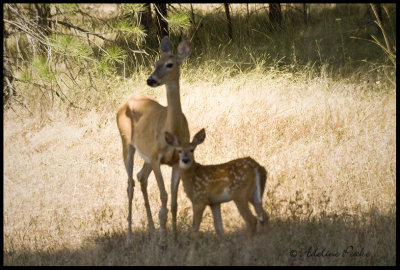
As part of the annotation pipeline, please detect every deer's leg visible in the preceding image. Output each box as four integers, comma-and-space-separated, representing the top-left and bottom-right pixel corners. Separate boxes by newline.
117, 109, 136, 245
170, 164, 181, 241
125, 144, 135, 244
151, 160, 168, 248
137, 162, 155, 233
210, 204, 224, 235
234, 199, 257, 238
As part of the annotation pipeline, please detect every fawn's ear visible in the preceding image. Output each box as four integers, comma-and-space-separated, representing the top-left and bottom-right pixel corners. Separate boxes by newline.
192, 128, 206, 146
160, 36, 173, 55
165, 131, 180, 147
177, 39, 192, 62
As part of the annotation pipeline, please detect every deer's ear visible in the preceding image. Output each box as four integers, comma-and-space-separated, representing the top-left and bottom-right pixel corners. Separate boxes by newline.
192, 128, 205, 146
165, 131, 180, 147
160, 36, 173, 55
177, 39, 192, 62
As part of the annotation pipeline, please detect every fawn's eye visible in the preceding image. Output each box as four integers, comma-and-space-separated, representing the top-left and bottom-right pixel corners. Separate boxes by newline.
166, 63, 173, 68
190, 148, 194, 153
178, 149, 182, 154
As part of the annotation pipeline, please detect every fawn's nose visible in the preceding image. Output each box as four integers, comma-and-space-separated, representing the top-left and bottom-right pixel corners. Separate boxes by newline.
182, 157, 190, 164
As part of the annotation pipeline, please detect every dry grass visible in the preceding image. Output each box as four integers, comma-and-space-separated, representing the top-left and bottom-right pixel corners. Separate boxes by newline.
3, 69, 396, 265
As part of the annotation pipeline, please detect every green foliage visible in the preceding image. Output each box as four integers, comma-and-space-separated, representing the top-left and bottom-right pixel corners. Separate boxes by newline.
166, 10, 191, 34
96, 46, 127, 75
121, 4, 147, 16
97, 60, 112, 75
31, 55, 56, 82
117, 4, 148, 46
19, 70, 32, 83
51, 4, 78, 15
114, 19, 146, 46
49, 34, 93, 60
103, 46, 126, 65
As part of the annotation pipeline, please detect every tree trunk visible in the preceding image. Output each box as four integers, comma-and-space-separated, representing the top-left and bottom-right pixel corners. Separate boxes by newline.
3, 29, 15, 106
224, 3, 233, 41
269, 3, 282, 30
190, 4, 196, 25
154, 3, 168, 40
303, 3, 308, 25
246, 4, 250, 36
141, 3, 152, 34
34, 3, 51, 35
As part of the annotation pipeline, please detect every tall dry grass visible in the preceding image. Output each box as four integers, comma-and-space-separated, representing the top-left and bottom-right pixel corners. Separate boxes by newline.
3, 3, 396, 266
3, 66, 396, 265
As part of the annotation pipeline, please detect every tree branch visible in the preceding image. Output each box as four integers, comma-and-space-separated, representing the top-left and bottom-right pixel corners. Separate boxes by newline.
50, 19, 115, 43
50, 19, 149, 55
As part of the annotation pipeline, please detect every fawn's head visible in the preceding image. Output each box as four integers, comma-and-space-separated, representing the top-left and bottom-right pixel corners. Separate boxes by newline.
147, 36, 192, 87
165, 128, 206, 170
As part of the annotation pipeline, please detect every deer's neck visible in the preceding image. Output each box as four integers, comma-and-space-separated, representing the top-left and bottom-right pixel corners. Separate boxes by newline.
165, 80, 183, 132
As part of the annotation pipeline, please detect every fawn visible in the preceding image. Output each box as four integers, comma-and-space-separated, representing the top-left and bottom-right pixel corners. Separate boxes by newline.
165, 128, 269, 248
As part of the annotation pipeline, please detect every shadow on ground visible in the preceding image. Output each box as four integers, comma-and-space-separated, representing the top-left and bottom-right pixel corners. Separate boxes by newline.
4, 207, 396, 266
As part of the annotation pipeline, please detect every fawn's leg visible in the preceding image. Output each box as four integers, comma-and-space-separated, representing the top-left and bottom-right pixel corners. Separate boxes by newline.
234, 200, 257, 238
210, 204, 224, 235
170, 164, 181, 241
250, 194, 270, 233
188, 203, 206, 261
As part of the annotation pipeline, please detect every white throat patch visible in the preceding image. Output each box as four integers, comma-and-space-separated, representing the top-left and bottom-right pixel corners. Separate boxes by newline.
179, 160, 192, 170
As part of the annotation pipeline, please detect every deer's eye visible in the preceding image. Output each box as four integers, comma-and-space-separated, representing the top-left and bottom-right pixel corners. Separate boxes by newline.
166, 63, 173, 68
190, 148, 194, 153
178, 149, 182, 154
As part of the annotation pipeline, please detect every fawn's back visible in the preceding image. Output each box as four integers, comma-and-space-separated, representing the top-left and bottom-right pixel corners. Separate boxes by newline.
180, 157, 267, 205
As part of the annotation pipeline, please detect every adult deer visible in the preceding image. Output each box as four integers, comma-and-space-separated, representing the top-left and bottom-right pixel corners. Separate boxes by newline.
165, 128, 269, 254
116, 36, 191, 247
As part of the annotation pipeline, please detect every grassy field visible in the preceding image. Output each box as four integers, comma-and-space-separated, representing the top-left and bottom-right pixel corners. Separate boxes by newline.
3, 4, 396, 266
4, 70, 396, 265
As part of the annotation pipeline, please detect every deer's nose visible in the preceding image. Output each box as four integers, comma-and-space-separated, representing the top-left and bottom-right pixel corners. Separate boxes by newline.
147, 77, 158, 87
182, 157, 190, 164
147, 78, 155, 86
